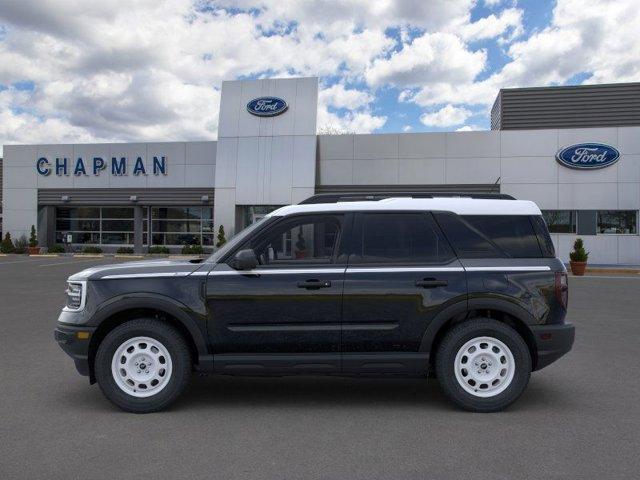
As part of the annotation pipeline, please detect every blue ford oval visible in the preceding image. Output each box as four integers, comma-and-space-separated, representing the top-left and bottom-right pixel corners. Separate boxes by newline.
556, 143, 620, 170
247, 97, 288, 117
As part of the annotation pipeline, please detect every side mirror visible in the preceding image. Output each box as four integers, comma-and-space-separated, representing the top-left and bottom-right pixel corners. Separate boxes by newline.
232, 249, 258, 270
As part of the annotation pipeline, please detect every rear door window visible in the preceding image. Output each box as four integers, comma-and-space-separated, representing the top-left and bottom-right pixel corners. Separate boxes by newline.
352, 213, 455, 264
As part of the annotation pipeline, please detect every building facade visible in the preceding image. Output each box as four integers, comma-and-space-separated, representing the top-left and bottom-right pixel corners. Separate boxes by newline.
2, 77, 639, 264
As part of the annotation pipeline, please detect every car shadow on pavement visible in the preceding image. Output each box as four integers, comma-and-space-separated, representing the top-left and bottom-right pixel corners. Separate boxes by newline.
58, 374, 571, 414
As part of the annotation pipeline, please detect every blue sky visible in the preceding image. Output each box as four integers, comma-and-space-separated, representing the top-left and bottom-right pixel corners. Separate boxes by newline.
0, 0, 638, 149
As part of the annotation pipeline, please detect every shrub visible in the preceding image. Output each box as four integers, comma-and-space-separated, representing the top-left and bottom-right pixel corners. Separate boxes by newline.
116, 247, 135, 254
216, 225, 227, 248
1, 233, 14, 253
29, 225, 38, 247
569, 238, 589, 262
48, 244, 66, 254
148, 245, 170, 254
182, 244, 204, 255
82, 246, 103, 254
13, 235, 28, 254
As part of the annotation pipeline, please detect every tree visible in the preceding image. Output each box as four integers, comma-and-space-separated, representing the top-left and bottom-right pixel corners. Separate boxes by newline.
216, 225, 227, 248
29, 225, 38, 247
1, 232, 15, 253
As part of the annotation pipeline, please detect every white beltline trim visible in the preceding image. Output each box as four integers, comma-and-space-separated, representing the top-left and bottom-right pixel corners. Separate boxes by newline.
209, 268, 347, 276
347, 267, 464, 273
101, 272, 191, 279
100, 265, 552, 279
465, 266, 551, 272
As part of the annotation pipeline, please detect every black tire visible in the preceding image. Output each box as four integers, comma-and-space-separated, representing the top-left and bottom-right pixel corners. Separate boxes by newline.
435, 318, 531, 412
95, 318, 192, 413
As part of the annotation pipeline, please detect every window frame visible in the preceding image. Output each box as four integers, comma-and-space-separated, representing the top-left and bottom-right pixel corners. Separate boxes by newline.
541, 210, 578, 235
227, 213, 347, 268
596, 210, 639, 235
348, 211, 457, 266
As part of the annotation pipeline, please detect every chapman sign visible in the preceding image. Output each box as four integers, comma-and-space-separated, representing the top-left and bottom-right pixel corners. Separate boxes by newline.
556, 143, 620, 170
246, 97, 288, 117
36, 156, 168, 177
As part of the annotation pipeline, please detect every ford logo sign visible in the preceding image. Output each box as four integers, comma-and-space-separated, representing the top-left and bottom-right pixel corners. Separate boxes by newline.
556, 143, 620, 170
247, 97, 288, 117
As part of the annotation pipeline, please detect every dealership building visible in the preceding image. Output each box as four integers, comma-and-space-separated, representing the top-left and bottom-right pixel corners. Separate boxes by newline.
2, 78, 640, 264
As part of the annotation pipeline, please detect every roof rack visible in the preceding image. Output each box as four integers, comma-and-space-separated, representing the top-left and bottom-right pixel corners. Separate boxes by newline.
299, 192, 516, 204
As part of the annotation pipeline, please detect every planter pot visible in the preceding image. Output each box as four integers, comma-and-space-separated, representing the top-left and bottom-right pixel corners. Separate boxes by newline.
295, 250, 307, 259
27, 246, 41, 255
570, 261, 587, 276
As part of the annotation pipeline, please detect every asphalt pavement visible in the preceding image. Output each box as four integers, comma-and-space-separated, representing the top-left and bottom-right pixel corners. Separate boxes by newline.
0, 255, 639, 479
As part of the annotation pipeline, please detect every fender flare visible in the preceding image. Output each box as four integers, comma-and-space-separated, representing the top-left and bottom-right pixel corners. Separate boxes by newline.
90, 293, 208, 356
419, 296, 536, 353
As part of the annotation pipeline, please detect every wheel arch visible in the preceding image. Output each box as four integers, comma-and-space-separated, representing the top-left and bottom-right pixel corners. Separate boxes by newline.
420, 298, 539, 371
87, 294, 208, 383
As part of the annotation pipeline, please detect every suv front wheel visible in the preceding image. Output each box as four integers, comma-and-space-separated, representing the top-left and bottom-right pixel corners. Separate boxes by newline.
95, 318, 192, 413
436, 318, 531, 412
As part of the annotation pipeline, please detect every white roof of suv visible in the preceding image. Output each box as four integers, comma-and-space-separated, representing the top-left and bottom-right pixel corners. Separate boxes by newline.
270, 197, 542, 217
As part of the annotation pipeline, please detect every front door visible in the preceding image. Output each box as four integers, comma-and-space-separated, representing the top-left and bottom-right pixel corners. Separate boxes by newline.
341, 212, 467, 374
206, 213, 346, 373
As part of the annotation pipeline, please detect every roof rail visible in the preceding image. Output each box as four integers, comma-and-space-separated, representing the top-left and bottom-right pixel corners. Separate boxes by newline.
299, 192, 516, 204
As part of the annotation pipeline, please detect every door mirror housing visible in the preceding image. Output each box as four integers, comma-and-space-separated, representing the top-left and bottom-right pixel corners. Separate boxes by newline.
232, 249, 258, 270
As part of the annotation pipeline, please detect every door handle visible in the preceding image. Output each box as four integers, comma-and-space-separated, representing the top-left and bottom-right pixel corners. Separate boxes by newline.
297, 279, 332, 289
415, 278, 448, 288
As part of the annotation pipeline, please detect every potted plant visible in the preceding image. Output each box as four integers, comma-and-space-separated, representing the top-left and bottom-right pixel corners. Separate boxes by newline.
28, 225, 40, 255
294, 229, 307, 259
569, 238, 589, 276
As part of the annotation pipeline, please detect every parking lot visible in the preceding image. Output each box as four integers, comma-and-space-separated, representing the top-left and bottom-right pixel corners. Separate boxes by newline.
0, 255, 639, 479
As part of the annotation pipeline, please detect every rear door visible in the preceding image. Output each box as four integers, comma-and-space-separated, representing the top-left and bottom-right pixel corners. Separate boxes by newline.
341, 212, 467, 374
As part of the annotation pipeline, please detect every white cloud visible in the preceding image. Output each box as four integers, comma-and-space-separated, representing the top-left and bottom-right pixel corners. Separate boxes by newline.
420, 105, 472, 127
366, 32, 486, 87
319, 84, 373, 110
456, 124, 483, 131
458, 8, 523, 42
402, 125, 412, 132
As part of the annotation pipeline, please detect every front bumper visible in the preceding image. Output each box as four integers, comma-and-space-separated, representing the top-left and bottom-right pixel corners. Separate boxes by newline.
531, 323, 575, 371
54, 324, 96, 377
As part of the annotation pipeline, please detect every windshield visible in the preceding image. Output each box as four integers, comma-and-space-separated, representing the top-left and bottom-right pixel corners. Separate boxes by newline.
206, 216, 273, 264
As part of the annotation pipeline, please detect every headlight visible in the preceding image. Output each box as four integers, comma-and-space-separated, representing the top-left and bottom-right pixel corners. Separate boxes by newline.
65, 281, 86, 311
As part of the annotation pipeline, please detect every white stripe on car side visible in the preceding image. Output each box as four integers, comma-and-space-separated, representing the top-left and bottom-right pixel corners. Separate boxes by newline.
100, 272, 192, 279
100, 265, 551, 279
464, 266, 551, 272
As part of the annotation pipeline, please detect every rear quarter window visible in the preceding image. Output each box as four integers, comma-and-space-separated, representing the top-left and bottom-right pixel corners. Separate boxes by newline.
434, 213, 544, 258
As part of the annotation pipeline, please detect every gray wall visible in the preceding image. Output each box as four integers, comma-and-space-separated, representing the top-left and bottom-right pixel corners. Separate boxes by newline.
2, 141, 216, 241
492, 83, 640, 130
317, 127, 640, 264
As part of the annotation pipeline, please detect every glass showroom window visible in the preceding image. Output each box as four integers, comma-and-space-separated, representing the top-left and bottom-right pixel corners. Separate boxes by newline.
150, 206, 214, 246
55, 207, 134, 244
542, 210, 577, 234
597, 211, 638, 234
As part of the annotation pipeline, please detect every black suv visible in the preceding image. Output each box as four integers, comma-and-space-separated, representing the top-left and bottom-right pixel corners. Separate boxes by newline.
55, 195, 574, 413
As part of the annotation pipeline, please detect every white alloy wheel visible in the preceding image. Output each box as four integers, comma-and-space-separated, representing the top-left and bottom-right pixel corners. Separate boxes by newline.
453, 336, 515, 398
110, 336, 173, 398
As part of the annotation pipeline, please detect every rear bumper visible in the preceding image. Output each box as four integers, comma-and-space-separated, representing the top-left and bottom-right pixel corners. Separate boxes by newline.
54, 324, 96, 377
531, 323, 575, 371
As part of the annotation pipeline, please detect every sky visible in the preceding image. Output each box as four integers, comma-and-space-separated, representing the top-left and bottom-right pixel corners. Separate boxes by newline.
0, 0, 639, 154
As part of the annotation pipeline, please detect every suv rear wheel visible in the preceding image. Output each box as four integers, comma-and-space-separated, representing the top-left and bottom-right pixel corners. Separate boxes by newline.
95, 318, 192, 413
435, 318, 531, 412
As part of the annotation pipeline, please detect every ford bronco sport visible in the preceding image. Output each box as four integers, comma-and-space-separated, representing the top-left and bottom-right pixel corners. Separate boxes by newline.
55, 194, 574, 413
